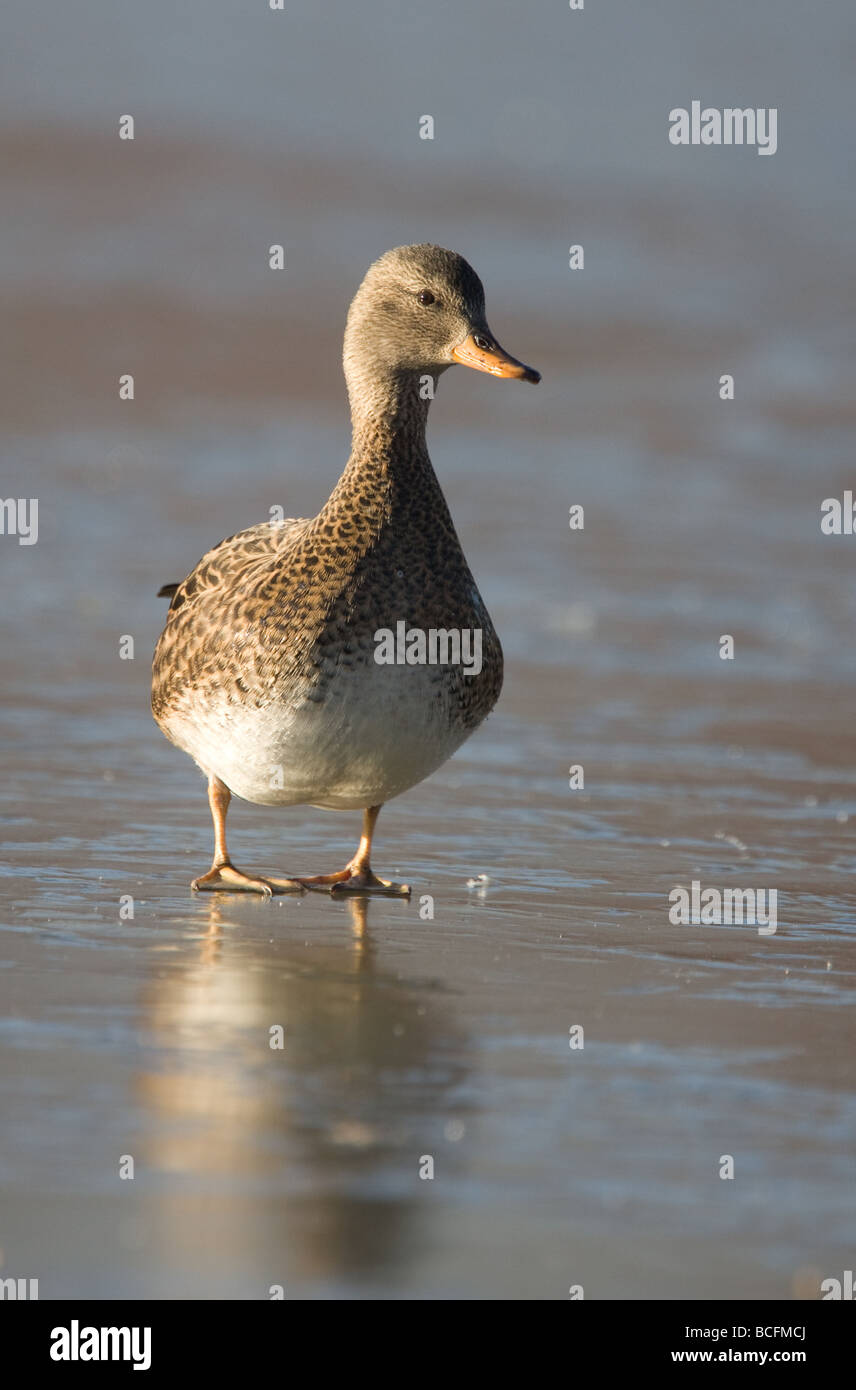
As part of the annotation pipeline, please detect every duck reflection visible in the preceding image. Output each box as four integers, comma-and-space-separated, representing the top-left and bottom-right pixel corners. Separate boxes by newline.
134, 896, 471, 1295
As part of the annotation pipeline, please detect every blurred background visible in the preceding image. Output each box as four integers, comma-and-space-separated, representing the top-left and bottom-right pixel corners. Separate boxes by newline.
1, 1, 855, 1299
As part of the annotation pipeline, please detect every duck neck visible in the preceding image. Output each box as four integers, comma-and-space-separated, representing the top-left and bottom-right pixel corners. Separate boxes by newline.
323, 369, 444, 526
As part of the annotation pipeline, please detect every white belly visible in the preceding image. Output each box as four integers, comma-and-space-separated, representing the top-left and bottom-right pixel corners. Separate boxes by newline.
167, 661, 474, 809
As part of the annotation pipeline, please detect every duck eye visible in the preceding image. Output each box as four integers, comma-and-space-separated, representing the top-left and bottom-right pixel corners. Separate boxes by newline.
417, 290, 436, 306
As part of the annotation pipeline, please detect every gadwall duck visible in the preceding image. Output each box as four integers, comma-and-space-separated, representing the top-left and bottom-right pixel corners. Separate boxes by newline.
152, 244, 539, 896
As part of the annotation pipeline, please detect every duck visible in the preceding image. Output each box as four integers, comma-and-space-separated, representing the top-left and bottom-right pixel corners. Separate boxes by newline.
151, 244, 540, 896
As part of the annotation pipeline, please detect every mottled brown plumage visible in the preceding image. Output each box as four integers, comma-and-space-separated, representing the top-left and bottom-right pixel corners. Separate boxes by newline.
151, 244, 539, 895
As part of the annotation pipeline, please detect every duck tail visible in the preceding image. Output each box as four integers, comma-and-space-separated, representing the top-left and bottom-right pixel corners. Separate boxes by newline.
157, 582, 180, 599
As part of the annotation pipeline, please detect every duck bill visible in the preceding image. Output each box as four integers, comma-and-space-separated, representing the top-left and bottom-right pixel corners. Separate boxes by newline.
451, 331, 540, 384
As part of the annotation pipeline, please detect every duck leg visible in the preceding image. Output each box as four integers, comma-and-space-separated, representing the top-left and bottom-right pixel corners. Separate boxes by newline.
191, 776, 304, 897
298, 805, 411, 897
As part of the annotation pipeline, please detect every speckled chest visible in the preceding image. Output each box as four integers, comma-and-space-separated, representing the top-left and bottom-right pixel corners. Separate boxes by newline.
295, 481, 503, 731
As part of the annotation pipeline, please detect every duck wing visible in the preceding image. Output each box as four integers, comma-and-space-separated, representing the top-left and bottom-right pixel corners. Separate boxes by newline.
151, 516, 314, 721
157, 517, 306, 608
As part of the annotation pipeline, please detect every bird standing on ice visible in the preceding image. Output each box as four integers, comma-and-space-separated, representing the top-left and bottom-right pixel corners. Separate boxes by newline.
151, 244, 540, 896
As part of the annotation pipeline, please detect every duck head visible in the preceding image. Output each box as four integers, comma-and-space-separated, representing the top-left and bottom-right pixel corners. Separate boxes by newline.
343, 244, 540, 413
